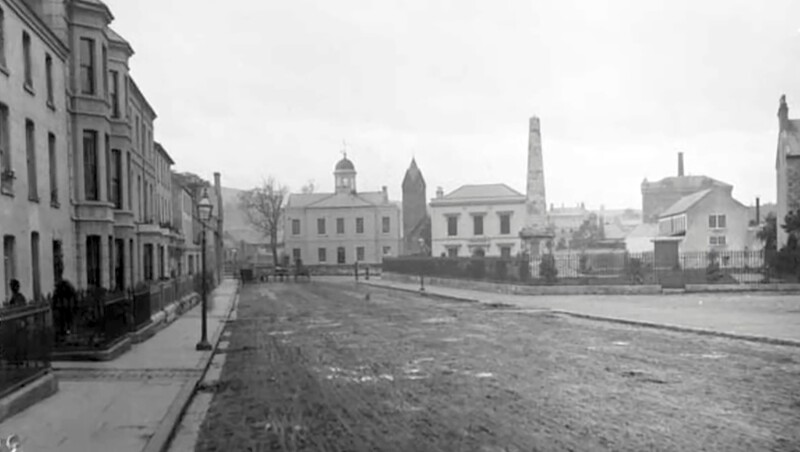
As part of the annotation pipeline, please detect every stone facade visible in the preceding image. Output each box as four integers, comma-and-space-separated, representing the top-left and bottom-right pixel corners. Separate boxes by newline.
284, 156, 401, 266
1, 0, 72, 302
430, 184, 526, 258
776, 95, 800, 248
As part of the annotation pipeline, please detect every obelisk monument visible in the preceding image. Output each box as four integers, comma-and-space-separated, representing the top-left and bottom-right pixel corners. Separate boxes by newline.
520, 115, 553, 256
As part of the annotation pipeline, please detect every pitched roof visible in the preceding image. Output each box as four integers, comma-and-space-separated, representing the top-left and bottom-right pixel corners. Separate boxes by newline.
659, 189, 713, 217
286, 191, 391, 209
625, 222, 659, 239
782, 120, 800, 157
439, 184, 525, 201
643, 175, 731, 191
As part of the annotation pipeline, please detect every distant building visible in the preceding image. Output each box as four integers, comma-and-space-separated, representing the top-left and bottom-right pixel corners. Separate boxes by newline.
283, 155, 401, 266
430, 184, 526, 258
548, 203, 591, 247
401, 158, 430, 255
641, 153, 732, 223
656, 187, 750, 252
776, 95, 800, 248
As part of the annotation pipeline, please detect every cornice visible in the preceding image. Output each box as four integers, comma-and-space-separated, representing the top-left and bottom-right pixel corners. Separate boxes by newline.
5, 0, 70, 59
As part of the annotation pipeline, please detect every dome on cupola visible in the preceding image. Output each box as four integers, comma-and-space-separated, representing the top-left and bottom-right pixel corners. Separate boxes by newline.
335, 156, 355, 171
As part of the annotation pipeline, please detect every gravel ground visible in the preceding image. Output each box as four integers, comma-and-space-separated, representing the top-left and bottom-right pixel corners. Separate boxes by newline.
195, 281, 800, 451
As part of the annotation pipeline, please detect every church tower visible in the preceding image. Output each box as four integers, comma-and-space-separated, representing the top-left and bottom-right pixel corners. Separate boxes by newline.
402, 158, 430, 255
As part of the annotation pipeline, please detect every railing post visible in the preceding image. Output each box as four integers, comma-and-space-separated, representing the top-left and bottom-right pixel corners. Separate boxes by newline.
366, 267, 370, 280
354, 262, 359, 282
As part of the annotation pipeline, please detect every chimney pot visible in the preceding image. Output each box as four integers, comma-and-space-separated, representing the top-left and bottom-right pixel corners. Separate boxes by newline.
779, 95, 789, 130
436, 187, 444, 198
678, 152, 685, 177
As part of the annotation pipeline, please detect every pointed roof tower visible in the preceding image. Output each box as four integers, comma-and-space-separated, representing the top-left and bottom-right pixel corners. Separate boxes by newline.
402, 158, 426, 191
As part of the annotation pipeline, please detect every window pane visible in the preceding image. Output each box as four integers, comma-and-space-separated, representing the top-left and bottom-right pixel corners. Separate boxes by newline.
718, 215, 726, 228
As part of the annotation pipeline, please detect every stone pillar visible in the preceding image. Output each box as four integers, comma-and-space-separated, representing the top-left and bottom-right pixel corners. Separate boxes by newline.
526, 116, 547, 229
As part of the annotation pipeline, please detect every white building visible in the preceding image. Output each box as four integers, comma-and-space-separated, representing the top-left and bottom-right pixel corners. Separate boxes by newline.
430, 184, 526, 258
283, 156, 401, 266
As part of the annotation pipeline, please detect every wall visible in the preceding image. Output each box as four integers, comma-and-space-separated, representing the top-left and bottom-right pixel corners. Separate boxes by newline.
0, 0, 72, 301
682, 190, 750, 252
284, 203, 402, 265
430, 200, 525, 257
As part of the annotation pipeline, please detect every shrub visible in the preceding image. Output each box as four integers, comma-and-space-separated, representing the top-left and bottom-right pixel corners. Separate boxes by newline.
539, 254, 558, 284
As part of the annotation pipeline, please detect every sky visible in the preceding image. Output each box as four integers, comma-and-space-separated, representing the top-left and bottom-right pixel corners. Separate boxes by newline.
103, 0, 800, 210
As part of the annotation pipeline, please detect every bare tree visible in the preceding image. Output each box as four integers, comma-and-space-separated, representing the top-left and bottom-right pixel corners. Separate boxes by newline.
238, 177, 288, 266
301, 179, 316, 194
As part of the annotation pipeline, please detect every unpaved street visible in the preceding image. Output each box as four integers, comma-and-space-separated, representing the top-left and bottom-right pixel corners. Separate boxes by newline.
196, 281, 800, 451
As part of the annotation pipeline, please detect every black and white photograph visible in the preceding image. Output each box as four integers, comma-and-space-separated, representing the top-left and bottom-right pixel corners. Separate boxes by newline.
0, 0, 799, 450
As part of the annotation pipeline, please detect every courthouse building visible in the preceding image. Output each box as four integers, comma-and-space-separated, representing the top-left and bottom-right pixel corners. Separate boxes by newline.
284, 155, 401, 266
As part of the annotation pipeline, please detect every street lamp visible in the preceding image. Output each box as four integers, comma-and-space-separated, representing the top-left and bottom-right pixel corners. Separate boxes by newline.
195, 188, 213, 351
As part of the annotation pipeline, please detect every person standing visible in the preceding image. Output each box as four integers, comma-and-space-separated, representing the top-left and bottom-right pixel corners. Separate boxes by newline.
8, 279, 26, 307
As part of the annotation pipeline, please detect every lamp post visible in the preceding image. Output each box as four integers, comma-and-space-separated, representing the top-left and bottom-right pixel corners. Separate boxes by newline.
195, 189, 213, 351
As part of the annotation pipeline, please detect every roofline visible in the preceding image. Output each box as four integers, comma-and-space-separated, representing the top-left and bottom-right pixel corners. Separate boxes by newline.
430, 197, 527, 207
72, 0, 114, 22
5, 0, 70, 59
106, 27, 134, 55
154, 142, 175, 165
128, 77, 157, 118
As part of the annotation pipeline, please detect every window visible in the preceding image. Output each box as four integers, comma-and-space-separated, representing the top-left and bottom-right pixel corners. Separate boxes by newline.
0, 104, 8, 193
382, 246, 391, 256
382, 216, 390, 233
52, 240, 63, 282
291, 219, 300, 235
292, 248, 301, 262
0, 8, 5, 68
473, 215, 484, 235
499, 214, 511, 235
159, 245, 165, 279
25, 120, 36, 200
337, 247, 346, 264
500, 246, 512, 259
143, 244, 154, 281
83, 130, 98, 200
447, 216, 458, 236
22, 32, 31, 88
356, 246, 365, 261
317, 218, 326, 235
336, 218, 345, 234
3, 235, 15, 302
102, 45, 108, 97
48, 133, 57, 205
356, 217, 364, 234
708, 214, 726, 229
105, 134, 110, 202
113, 239, 124, 290
126, 153, 131, 209
110, 70, 119, 117
188, 254, 194, 275
28, 232, 40, 301
709, 236, 727, 246
45, 54, 54, 105
318, 248, 327, 263
447, 246, 459, 258
129, 240, 134, 283
110, 149, 121, 208
79, 38, 95, 94
86, 235, 101, 287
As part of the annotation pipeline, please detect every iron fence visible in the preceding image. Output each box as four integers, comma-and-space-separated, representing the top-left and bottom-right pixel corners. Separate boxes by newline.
131, 286, 152, 330
384, 249, 790, 286
52, 287, 131, 350
0, 303, 52, 399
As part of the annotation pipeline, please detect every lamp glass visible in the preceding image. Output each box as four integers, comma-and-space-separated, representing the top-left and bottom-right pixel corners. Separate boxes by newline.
198, 191, 213, 222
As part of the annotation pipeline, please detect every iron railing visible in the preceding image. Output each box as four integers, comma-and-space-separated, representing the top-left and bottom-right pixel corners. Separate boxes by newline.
52, 288, 131, 351
384, 249, 793, 286
0, 302, 52, 399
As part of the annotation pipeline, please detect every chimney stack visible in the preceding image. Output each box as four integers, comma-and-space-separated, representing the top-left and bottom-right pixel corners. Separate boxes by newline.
382, 185, 388, 202
678, 152, 685, 177
436, 187, 444, 198
779, 95, 789, 131
756, 197, 761, 225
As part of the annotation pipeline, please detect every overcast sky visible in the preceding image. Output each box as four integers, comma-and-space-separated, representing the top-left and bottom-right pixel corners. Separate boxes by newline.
104, 0, 799, 210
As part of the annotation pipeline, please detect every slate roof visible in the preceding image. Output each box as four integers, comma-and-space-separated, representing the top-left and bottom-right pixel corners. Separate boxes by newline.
643, 175, 731, 191
285, 191, 390, 209
436, 184, 525, 202
625, 222, 659, 239
659, 189, 713, 218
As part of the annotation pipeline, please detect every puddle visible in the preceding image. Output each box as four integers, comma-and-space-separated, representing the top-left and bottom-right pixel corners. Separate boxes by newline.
441, 337, 463, 343
612, 341, 630, 346
474, 372, 494, 378
422, 317, 456, 324
267, 331, 294, 336
700, 352, 728, 359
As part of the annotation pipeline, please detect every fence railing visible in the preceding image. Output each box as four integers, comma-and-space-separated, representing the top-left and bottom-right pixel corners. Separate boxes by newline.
0, 303, 52, 399
384, 249, 792, 286
52, 288, 131, 351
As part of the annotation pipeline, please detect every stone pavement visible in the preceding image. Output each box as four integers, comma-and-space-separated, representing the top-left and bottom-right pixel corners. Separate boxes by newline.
0, 279, 240, 452
349, 277, 800, 344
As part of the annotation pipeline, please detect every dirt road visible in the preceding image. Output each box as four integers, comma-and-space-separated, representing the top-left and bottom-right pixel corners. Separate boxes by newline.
196, 281, 800, 451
